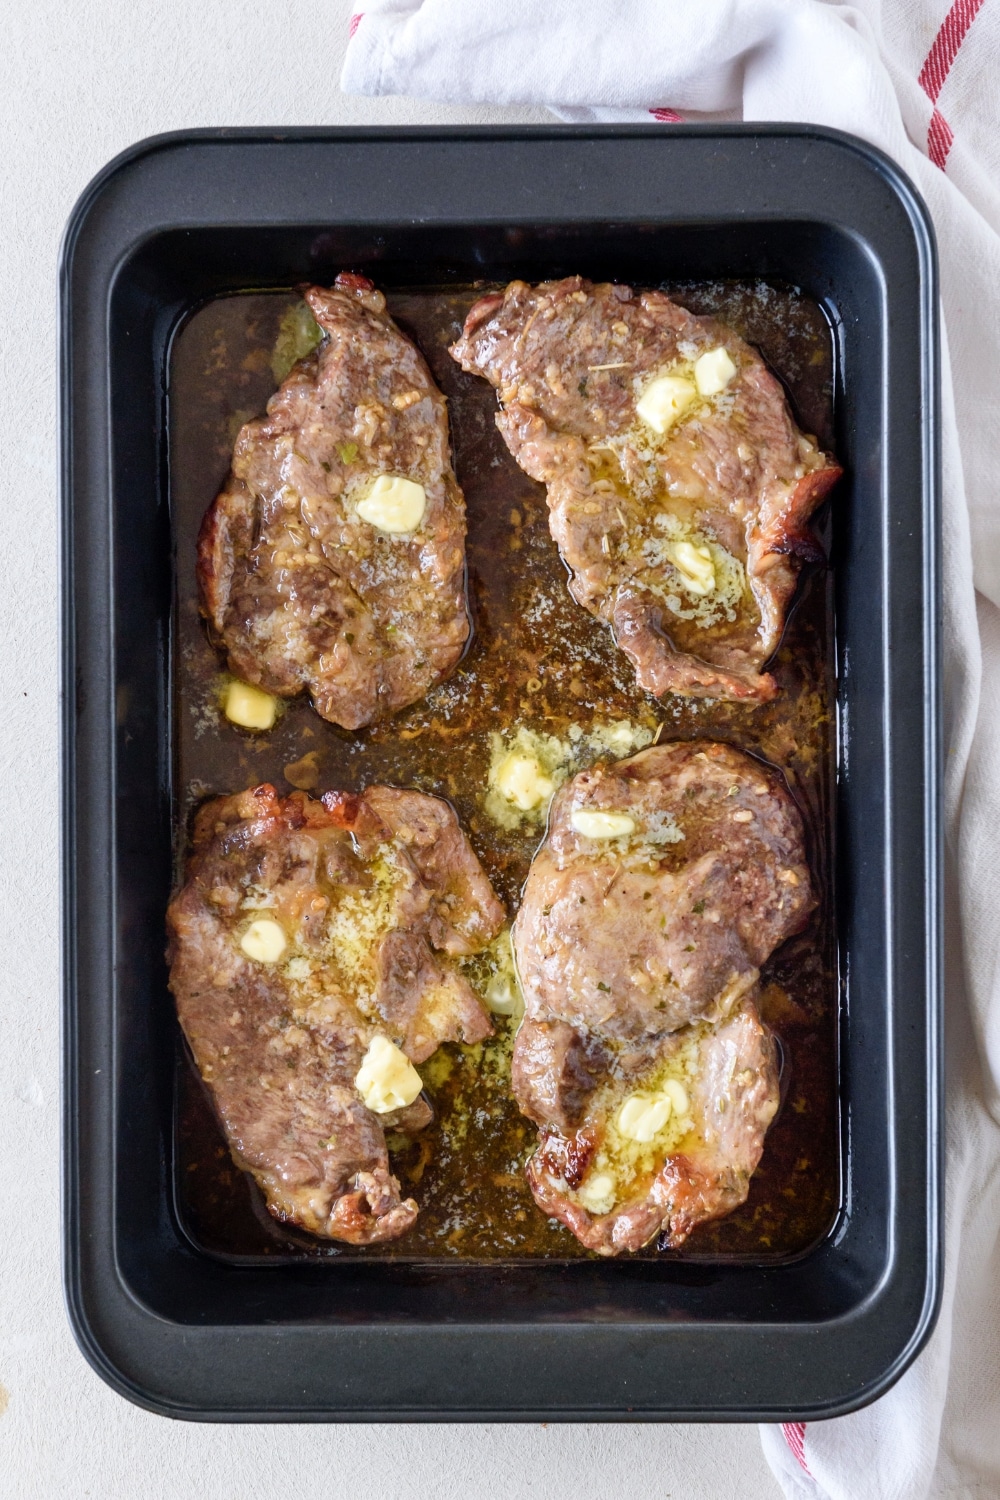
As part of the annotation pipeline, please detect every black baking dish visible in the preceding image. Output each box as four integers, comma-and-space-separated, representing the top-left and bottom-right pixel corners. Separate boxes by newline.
61, 126, 941, 1421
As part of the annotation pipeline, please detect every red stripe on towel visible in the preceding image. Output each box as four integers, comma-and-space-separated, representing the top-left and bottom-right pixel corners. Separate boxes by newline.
649, 108, 684, 122
927, 107, 956, 168
918, 0, 985, 100
782, 1422, 811, 1476
349, 12, 364, 37
917, 0, 985, 168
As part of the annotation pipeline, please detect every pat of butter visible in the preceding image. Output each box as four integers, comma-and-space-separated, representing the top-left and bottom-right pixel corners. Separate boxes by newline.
355, 1035, 423, 1113
663, 1078, 690, 1116
617, 1092, 673, 1143
577, 1172, 616, 1215
570, 809, 636, 840
693, 346, 737, 397
667, 539, 716, 596
485, 972, 523, 1017
482, 929, 524, 1017
240, 918, 288, 964
356, 475, 427, 534
635, 373, 697, 435
224, 679, 278, 731
495, 751, 554, 812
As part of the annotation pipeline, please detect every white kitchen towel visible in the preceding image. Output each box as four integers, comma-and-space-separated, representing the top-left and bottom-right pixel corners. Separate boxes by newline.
344, 5, 1000, 1497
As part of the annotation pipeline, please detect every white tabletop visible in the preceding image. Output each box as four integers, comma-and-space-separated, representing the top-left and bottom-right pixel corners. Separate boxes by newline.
0, 4, 780, 1493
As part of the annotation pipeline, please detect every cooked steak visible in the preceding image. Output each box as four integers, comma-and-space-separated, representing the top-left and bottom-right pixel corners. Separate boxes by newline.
198, 276, 470, 730
167, 782, 504, 1244
510, 740, 814, 1252
450, 277, 841, 702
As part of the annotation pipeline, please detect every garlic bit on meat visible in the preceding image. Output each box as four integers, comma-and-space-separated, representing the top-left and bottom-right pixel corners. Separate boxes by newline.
355, 1035, 423, 1113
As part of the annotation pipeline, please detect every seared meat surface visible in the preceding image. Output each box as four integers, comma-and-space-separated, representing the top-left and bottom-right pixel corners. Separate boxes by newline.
167, 782, 503, 1244
515, 740, 814, 1040
198, 276, 470, 730
511, 741, 814, 1252
451, 278, 840, 702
